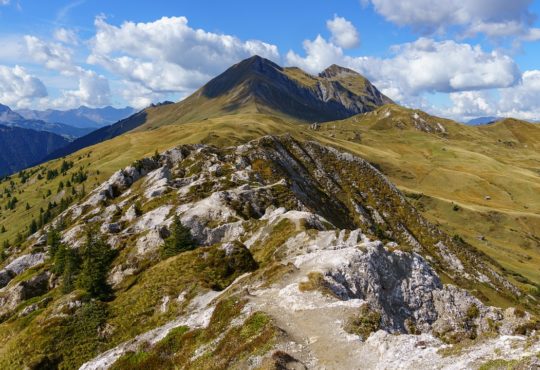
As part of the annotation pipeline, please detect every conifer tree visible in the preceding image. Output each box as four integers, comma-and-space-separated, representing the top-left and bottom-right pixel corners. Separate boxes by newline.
53, 243, 68, 275
28, 219, 38, 236
161, 215, 195, 259
47, 227, 62, 257
76, 226, 116, 299
61, 248, 80, 294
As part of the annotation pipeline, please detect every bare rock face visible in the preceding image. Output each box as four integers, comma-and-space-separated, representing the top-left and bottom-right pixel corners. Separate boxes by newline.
273, 217, 532, 346
82, 159, 159, 208
0, 271, 50, 317
143, 166, 171, 199
300, 240, 530, 340
0, 253, 46, 289
323, 243, 442, 332
122, 204, 139, 222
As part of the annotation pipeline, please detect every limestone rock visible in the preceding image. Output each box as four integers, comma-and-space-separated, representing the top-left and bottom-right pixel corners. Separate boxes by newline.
0, 253, 46, 288
0, 271, 50, 317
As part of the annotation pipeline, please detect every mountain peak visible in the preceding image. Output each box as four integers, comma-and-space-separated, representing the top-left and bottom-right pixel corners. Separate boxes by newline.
192, 56, 392, 122
0, 103, 25, 123
234, 55, 282, 73
0, 103, 13, 113
319, 64, 361, 79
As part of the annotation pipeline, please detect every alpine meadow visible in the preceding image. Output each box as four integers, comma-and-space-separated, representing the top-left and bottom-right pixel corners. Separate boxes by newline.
0, 2, 539, 369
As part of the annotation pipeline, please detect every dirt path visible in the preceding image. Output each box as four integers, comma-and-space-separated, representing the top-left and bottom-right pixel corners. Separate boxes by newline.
249, 265, 375, 370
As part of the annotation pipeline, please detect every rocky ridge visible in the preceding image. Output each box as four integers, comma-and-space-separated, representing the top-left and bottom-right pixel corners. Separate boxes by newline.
0, 135, 537, 369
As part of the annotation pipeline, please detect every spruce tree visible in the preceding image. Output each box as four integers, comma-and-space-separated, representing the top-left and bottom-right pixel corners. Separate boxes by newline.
28, 219, 38, 236
161, 215, 195, 259
47, 228, 62, 257
76, 226, 116, 299
53, 243, 68, 275
61, 248, 80, 294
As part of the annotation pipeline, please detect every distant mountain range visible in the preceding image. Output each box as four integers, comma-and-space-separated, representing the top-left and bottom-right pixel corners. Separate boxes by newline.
17, 106, 136, 129
0, 104, 92, 139
0, 104, 136, 176
44, 108, 149, 161
466, 116, 504, 125
0, 124, 69, 176
467, 116, 539, 125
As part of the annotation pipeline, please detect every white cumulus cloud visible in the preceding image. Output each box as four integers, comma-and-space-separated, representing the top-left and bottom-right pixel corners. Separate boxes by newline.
54, 28, 79, 45
446, 91, 495, 119
497, 70, 540, 120
88, 15, 280, 100
286, 35, 344, 74
326, 15, 360, 49
0, 65, 48, 108
438, 70, 540, 121
23, 35, 111, 108
365, 0, 537, 39
523, 28, 540, 41
52, 70, 110, 109
24, 35, 75, 73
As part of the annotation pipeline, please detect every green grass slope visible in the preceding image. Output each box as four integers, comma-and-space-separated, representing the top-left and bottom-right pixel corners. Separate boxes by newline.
318, 105, 540, 287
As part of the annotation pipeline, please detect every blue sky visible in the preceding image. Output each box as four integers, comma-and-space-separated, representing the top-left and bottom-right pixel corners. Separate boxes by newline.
0, 0, 539, 121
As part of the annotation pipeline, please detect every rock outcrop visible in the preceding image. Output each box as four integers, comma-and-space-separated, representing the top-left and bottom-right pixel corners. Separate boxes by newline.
0, 253, 46, 289
0, 271, 50, 317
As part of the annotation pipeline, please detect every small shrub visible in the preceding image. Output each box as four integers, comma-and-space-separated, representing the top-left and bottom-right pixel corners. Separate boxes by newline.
344, 304, 381, 340
298, 272, 336, 297
514, 307, 526, 318
513, 319, 540, 336
405, 318, 420, 335
466, 304, 480, 320
134, 201, 143, 216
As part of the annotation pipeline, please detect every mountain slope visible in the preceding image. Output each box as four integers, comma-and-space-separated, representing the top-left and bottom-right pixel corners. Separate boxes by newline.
17, 106, 136, 129
319, 105, 540, 286
0, 124, 70, 176
477, 118, 540, 150
0, 104, 91, 138
0, 135, 536, 369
